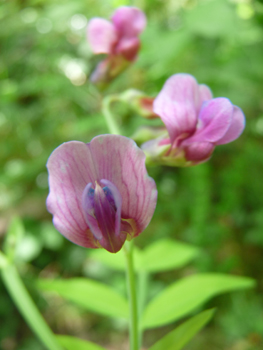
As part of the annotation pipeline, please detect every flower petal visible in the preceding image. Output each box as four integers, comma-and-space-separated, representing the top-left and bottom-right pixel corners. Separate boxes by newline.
216, 106, 245, 145
88, 135, 157, 236
187, 98, 234, 144
183, 142, 215, 162
46, 141, 98, 248
115, 37, 140, 61
87, 18, 117, 54
199, 84, 213, 103
112, 6, 146, 38
153, 74, 201, 143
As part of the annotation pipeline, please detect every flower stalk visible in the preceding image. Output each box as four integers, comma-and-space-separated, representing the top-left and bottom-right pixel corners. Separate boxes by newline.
124, 241, 139, 350
102, 95, 121, 135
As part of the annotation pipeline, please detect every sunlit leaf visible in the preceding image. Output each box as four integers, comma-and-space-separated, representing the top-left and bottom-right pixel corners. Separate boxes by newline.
148, 309, 215, 350
37, 278, 128, 319
56, 335, 106, 350
143, 274, 255, 328
89, 240, 198, 273
139, 239, 199, 272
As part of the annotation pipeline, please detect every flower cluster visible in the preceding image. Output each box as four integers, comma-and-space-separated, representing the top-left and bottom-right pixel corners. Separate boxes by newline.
142, 74, 245, 166
87, 7, 146, 87
47, 6, 246, 253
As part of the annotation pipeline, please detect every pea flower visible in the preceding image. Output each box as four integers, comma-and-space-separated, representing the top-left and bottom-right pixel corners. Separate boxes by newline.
46, 135, 157, 253
87, 6, 146, 86
142, 74, 246, 166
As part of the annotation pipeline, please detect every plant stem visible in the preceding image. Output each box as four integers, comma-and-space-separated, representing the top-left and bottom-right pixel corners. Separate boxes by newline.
138, 270, 149, 347
102, 95, 121, 135
124, 241, 139, 350
1, 263, 63, 350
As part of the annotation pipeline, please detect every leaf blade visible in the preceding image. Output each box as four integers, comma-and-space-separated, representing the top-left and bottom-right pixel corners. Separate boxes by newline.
148, 309, 215, 350
140, 239, 199, 272
37, 278, 129, 319
56, 335, 106, 350
143, 273, 255, 328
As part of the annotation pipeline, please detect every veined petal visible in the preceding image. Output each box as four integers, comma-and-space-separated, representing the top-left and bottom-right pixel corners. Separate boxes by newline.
187, 98, 233, 144
154, 93, 197, 144
112, 6, 146, 38
47, 135, 157, 251
87, 18, 117, 54
216, 106, 245, 145
153, 74, 202, 142
88, 135, 157, 236
46, 141, 97, 248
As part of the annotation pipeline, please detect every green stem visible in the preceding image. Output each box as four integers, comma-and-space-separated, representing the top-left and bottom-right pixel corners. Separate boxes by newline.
1, 263, 63, 350
102, 95, 121, 135
124, 241, 139, 350
138, 271, 149, 347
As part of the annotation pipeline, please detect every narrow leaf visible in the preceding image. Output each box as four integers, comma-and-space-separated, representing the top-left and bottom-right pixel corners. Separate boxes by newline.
37, 278, 128, 319
56, 335, 106, 350
143, 273, 255, 328
1, 265, 63, 350
139, 239, 199, 272
148, 309, 215, 350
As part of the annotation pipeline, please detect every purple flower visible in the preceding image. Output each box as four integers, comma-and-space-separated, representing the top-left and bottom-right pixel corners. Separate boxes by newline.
142, 74, 245, 166
87, 7, 146, 86
46, 135, 157, 253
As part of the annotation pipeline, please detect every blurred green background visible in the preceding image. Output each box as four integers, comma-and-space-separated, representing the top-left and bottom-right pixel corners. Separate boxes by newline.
1, 0, 263, 349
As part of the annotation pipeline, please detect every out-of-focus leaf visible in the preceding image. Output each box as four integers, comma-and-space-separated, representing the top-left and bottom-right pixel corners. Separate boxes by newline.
89, 248, 126, 271
0, 251, 8, 269
184, 0, 239, 38
143, 274, 255, 328
89, 240, 198, 273
56, 335, 106, 350
2, 265, 64, 350
3, 216, 25, 261
37, 278, 128, 319
148, 308, 215, 350
139, 239, 199, 272
89, 247, 142, 272
15, 234, 42, 262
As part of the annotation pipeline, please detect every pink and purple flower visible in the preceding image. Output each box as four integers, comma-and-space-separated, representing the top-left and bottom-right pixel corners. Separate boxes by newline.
46, 135, 157, 253
87, 7, 146, 86
142, 74, 246, 166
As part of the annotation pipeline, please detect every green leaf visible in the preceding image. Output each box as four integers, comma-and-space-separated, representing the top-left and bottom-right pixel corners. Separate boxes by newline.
143, 274, 255, 329
148, 309, 215, 350
56, 335, 106, 350
88, 248, 126, 271
3, 216, 25, 261
37, 278, 128, 319
89, 246, 142, 272
89, 240, 198, 273
0, 251, 8, 269
184, 0, 238, 39
1, 265, 64, 350
139, 239, 199, 273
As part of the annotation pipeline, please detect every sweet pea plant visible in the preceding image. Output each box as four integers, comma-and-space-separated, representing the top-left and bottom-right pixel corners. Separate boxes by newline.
0, 5, 255, 350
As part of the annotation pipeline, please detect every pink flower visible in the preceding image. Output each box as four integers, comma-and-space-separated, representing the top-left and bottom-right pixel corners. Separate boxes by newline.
142, 74, 245, 166
87, 7, 146, 86
46, 135, 157, 253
